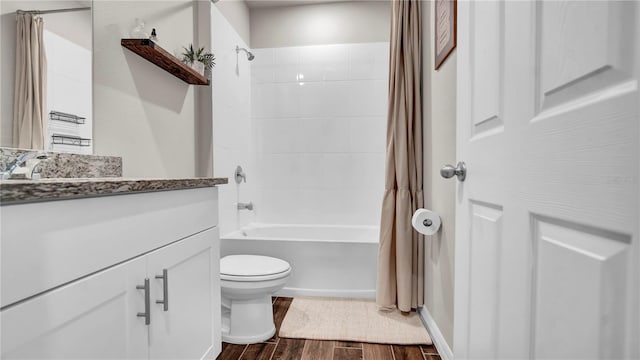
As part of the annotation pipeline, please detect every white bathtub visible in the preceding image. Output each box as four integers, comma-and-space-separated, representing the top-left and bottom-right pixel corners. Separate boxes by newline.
221, 223, 379, 299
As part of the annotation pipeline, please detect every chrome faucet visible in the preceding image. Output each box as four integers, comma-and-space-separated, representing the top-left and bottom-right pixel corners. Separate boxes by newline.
237, 202, 253, 211
1, 151, 48, 180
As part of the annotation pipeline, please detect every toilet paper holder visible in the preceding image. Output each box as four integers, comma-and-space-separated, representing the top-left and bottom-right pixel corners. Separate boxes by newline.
412, 208, 441, 236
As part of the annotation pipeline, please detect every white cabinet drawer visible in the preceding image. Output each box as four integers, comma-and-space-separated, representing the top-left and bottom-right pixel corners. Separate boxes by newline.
1, 187, 218, 308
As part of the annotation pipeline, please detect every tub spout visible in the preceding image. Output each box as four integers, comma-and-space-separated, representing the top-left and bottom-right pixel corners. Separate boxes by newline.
237, 202, 253, 211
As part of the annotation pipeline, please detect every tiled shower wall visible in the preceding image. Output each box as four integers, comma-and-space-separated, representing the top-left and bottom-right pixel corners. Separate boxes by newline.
251, 43, 389, 225
212, 6, 256, 236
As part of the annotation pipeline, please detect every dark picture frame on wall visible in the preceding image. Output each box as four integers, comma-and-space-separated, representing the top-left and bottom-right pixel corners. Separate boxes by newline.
434, 0, 457, 70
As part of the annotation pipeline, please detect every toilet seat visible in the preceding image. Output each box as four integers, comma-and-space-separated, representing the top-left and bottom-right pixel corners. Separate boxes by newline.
221, 255, 291, 282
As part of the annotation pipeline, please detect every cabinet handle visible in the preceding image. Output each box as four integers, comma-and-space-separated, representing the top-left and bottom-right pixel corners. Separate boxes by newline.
155, 269, 169, 311
136, 278, 151, 325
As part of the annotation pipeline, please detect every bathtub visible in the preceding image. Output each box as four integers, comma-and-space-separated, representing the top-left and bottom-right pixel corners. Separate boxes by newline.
221, 223, 379, 299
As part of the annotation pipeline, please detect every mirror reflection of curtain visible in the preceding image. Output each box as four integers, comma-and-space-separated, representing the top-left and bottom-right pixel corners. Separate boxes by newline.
377, 0, 424, 312
13, 13, 47, 150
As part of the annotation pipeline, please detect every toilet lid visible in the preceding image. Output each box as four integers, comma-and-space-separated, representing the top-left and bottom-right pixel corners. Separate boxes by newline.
221, 255, 291, 278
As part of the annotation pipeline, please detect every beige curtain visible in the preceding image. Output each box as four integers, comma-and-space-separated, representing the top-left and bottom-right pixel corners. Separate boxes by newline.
13, 13, 47, 150
377, 0, 424, 312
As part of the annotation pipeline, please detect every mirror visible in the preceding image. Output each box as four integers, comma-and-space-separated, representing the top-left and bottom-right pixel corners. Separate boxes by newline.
0, 0, 92, 154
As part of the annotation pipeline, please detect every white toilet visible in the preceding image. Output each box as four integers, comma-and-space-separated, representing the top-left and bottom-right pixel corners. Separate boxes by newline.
220, 255, 291, 344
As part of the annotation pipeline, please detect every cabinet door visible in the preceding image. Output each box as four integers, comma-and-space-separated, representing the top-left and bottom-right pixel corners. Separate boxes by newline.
147, 227, 219, 360
0, 257, 149, 359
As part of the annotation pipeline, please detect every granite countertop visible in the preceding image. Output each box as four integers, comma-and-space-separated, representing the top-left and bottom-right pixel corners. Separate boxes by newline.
0, 177, 228, 205
0, 147, 123, 178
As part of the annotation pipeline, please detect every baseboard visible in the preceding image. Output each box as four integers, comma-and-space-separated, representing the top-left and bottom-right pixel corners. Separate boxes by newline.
200, 344, 215, 360
418, 306, 454, 360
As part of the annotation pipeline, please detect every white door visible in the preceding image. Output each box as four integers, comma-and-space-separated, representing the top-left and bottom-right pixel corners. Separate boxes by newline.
454, 1, 639, 359
0, 258, 149, 359
148, 228, 218, 360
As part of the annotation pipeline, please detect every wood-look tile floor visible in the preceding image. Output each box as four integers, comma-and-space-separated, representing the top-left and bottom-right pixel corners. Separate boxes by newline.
217, 297, 441, 360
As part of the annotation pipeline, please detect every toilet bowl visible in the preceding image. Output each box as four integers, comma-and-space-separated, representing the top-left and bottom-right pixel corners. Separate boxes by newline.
220, 255, 291, 344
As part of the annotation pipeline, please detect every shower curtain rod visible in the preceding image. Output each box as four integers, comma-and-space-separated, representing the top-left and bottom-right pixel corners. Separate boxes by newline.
16, 7, 90, 15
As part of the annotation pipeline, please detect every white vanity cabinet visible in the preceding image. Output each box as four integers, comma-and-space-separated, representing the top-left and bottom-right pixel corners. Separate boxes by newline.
0, 186, 222, 360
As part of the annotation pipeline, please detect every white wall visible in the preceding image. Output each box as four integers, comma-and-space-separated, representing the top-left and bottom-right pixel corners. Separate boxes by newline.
0, 4, 3, 146
214, 0, 250, 46
211, 5, 256, 236
251, 42, 388, 225
0, 0, 91, 148
250, 1, 390, 48
422, 0, 457, 351
195, 0, 214, 178
92, 0, 198, 177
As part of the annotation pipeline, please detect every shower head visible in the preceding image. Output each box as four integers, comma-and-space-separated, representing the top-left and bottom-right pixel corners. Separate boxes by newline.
236, 46, 255, 61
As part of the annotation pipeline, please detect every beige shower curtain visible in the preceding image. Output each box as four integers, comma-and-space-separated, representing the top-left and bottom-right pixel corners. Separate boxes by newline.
376, 0, 424, 312
13, 13, 47, 150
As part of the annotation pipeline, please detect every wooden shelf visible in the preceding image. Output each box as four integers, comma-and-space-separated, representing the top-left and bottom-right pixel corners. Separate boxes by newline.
121, 39, 209, 85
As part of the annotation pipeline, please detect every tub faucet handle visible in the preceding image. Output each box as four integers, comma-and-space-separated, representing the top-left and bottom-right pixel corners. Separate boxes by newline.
235, 165, 246, 184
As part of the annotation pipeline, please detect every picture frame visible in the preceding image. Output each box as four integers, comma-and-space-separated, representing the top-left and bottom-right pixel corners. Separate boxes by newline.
434, 0, 457, 70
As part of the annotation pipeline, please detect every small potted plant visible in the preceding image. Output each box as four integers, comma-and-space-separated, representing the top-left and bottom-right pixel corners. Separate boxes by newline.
181, 44, 215, 78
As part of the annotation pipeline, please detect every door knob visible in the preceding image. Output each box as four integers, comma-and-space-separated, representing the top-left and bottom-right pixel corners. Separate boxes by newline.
440, 162, 466, 181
